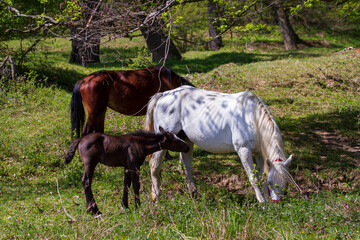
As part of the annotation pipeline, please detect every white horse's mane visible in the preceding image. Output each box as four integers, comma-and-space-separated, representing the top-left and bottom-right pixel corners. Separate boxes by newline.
253, 95, 285, 163
252, 95, 302, 193
250, 95, 289, 184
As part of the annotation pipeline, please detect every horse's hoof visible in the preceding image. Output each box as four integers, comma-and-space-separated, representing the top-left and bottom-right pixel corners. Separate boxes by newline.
122, 204, 130, 211
94, 213, 102, 219
151, 192, 160, 202
88, 208, 102, 216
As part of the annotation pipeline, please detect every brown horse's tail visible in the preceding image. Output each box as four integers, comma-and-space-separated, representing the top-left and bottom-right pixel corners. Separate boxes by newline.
70, 81, 85, 139
65, 138, 82, 164
145, 92, 163, 132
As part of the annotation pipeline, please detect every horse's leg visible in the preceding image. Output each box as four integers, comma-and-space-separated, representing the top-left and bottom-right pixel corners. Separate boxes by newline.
237, 147, 266, 203
255, 155, 268, 200
122, 169, 131, 209
82, 163, 101, 215
82, 109, 107, 135
179, 139, 197, 198
83, 110, 106, 135
131, 167, 141, 208
149, 150, 166, 201
95, 109, 106, 133
83, 115, 97, 135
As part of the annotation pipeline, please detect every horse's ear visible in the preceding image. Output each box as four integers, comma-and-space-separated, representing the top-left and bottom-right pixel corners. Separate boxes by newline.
284, 155, 293, 168
159, 126, 165, 134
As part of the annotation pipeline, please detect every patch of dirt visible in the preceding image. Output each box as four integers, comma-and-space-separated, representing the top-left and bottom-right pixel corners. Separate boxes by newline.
198, 168, 359, 200
314, 130, 360, 166
201, 173, 252, 195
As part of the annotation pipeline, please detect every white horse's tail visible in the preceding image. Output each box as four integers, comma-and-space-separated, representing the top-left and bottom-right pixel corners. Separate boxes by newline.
145, 92, 164, 132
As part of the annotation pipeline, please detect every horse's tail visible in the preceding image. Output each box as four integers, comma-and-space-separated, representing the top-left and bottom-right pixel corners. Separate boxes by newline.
64, 138, 82, 164
145, 92, 163, 132
70, 81, 85, 140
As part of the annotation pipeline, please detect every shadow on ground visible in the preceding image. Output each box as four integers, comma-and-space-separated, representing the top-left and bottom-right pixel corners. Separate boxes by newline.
39, 42, 333, 91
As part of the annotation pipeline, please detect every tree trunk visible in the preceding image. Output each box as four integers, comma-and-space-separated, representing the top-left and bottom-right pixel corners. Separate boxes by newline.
69, 1, 101, 66
274, 3, 298, 50
208, 0, 223, 50
69, 28, 100, 66
140, 22, 182, 63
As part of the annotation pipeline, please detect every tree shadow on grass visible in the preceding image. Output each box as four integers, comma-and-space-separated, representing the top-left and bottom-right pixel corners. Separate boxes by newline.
35, 67, 86, 91
277, 110, 359, 171
165, 51, 323, 75
34, 43, 330, 91
24, 46, 142, 91
22, 64, 86, 92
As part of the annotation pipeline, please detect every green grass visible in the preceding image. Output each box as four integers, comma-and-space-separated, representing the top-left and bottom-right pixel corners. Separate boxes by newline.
0, 32, 359, 238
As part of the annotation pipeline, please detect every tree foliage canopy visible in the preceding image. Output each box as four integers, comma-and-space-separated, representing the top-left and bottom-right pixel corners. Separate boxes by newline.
1, 0, 359, 65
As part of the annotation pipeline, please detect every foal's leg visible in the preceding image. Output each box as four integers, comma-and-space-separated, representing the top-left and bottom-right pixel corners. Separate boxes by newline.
179, 140, 197, 198
82, 163, 101, 215
149, 150, 166, 201
122, 169, 131, 209
131, 167, 141, 208
237, 147, 266, 203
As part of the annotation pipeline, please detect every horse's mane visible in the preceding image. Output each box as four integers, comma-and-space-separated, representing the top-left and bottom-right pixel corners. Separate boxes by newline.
253, 95, 286, 166
179, 75, 195, 87
253, 96, 303, 193
154, 65, 195, 87
89, 70, 109, 77
126, 130, 162, 138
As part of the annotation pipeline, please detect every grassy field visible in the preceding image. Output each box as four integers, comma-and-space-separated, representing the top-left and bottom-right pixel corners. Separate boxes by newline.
0, 32, 359, 239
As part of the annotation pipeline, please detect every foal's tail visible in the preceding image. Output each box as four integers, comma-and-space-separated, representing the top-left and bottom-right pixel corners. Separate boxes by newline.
70, 81, 85, 139
64, 138, 82, 164
144, 92, 163, 132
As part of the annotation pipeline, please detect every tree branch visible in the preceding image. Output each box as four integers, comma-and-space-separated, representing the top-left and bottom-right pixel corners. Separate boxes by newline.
1, 0, 59, 25
56, 178, 76, 223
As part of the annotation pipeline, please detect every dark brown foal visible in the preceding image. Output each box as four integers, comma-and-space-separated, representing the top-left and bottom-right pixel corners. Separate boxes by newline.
64, 127, 189, 216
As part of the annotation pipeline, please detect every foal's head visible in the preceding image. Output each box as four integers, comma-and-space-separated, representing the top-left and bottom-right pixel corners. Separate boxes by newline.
267, 155, 293, 202
158, 127, 190, 153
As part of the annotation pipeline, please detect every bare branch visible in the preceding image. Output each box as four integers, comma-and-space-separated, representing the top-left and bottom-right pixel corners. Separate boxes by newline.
85, 0, 103, 28
17, 39, 42, 68
56, 178, 76, 223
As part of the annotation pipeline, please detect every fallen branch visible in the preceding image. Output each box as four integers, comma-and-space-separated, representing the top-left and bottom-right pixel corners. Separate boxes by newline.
56, 178, 76, 223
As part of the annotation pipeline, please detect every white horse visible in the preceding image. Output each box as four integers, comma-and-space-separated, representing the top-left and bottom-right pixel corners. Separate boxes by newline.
145, 85, 293, 202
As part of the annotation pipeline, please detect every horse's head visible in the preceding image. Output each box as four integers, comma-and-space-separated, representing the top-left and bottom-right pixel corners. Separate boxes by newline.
159, 127, 190, 153
267, 155, 293, 202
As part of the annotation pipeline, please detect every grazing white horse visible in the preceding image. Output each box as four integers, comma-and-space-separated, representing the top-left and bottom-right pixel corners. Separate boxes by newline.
145, 85, 293, 202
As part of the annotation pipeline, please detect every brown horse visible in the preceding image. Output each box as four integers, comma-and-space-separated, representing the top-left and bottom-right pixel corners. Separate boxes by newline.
70, 65, 194, 139
64, 126, 190, 216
